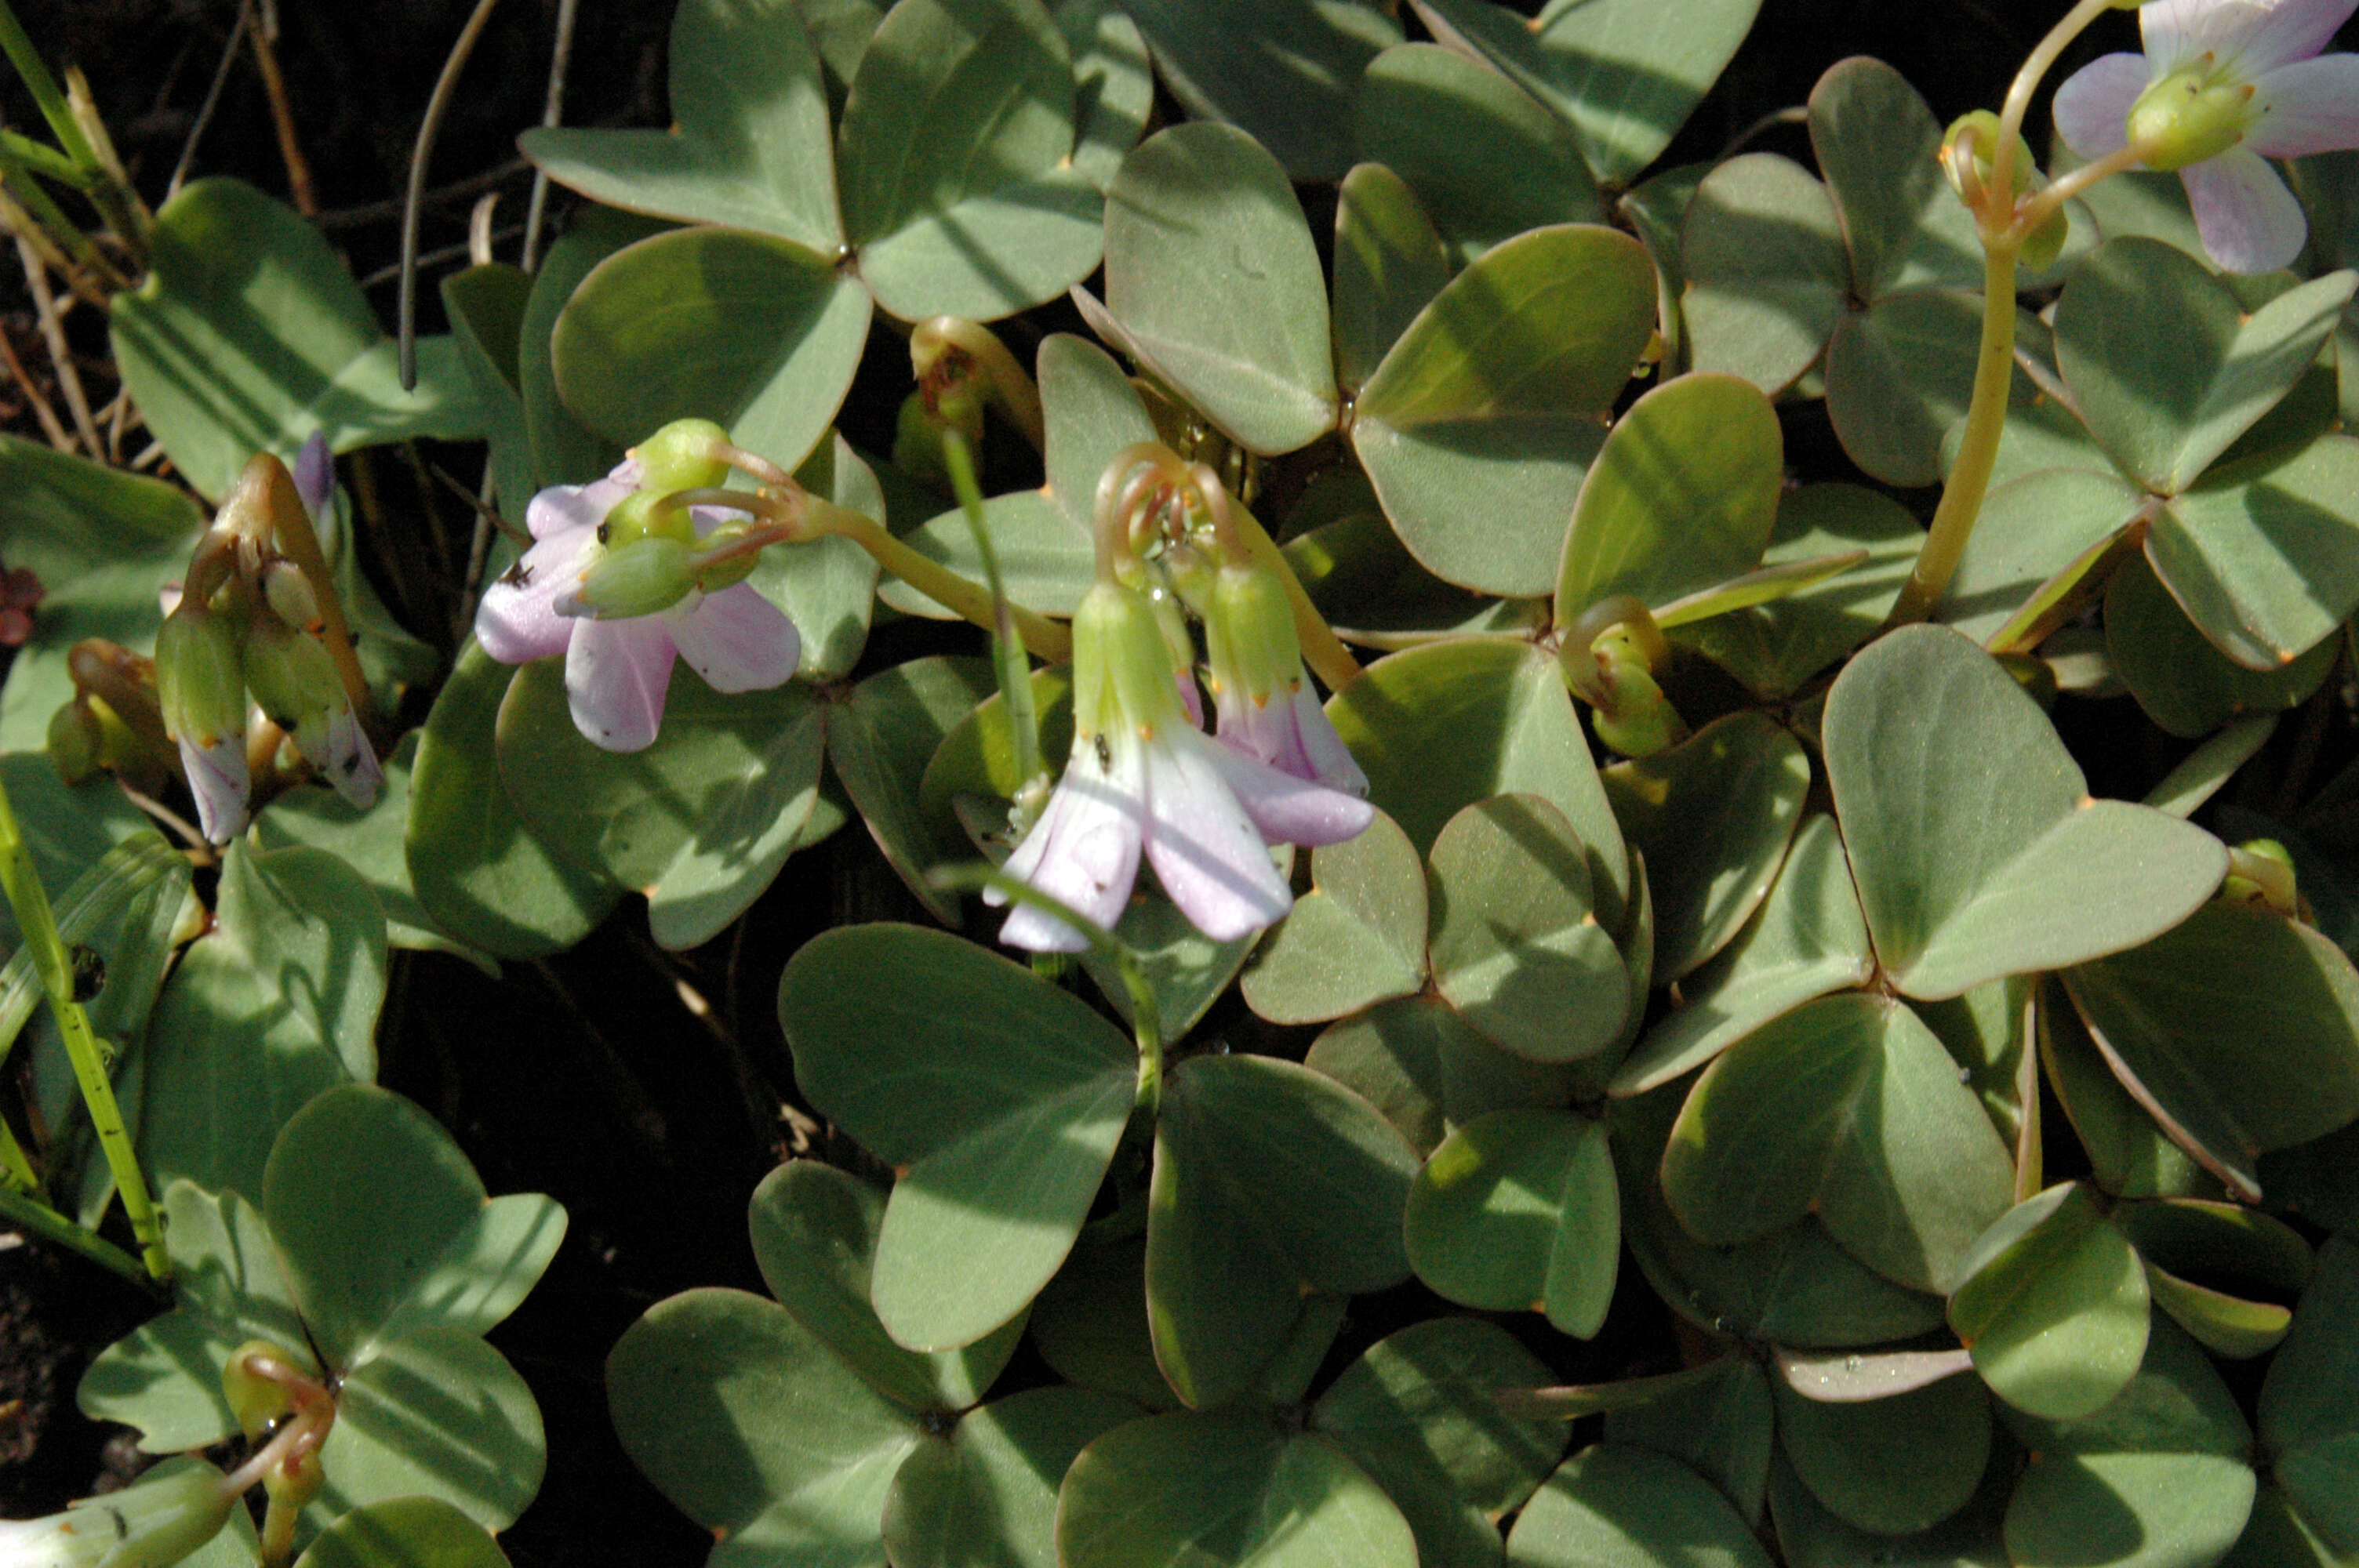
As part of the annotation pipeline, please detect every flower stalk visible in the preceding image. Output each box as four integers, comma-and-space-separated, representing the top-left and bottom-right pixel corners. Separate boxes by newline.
942, 428, 1048, 819
1887, 0, 2125, 626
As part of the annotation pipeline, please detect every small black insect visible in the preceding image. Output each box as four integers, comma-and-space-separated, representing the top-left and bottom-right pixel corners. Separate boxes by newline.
70, 943, 104, 1003
498, 557, 535, 588
1092, 733, 1113, 771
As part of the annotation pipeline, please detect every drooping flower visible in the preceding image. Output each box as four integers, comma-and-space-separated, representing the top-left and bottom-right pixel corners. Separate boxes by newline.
987, 578, 1370, 953
474, 460, 800, 752
153, 597, 251, 844
2054, 0, 2359, 272
1202, 557, 1372, 815
243, 602, 382, 808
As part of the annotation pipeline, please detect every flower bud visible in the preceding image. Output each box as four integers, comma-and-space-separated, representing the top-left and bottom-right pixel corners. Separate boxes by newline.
0, 1457, 236, 1567
261, 1448, 324, 1515
242, 614, 343, 738
47, 699, 102, 784
1071, 579, 1194, 743
632, 418, 734, 495
244, 615, 381, 808
892, 393, 954, 487
934, 376, 987, 449
1206, 561, 1300, 707
1941, 110, 2071, 266
598, 490, 696, 550
1943, 111, 2034, 199
259, 560, 322, 634
154, 604, 245, 751
2128, 60, 2257, 170
2224, 838, 2299, 915
1590, 661, 1685, 758
560, 535, 698, 619
686, 524, 765, 594
221, 1339, 302, 1441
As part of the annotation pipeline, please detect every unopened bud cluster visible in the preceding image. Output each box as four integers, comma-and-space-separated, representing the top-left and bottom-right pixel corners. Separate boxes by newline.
561, 420, 776, 621
151, 447, 380, 844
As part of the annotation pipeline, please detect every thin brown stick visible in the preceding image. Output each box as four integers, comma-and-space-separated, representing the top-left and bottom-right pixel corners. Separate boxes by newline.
522, 0, 580, 270
168, 6, 251, 202
0, 184, 107, 307
241, 0, 316, 214
104, 377, 128, 461
14, 236, 100, 455
398, 0, 506, 390
0, 319, 73, 450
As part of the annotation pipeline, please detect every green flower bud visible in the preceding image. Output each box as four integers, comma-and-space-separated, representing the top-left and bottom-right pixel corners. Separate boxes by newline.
242, 613, 344, 735
1942, 111, 2035, 198
1590, 661, 1685, 758
221, 1338, 303, 1441
153, 604, 246, 749
633, 418, 734, 494
2020, 202, 2072, 271
599, 489, 696, 550
1071, 579, 1193, 742
261, 1447, 324, 1513
2224, 838, 2299, 915
259, 559, 322, 633
1940, 109, 2070, 266
892, 392, 953, 487
686, 524, 765, 593
564, 536, 697, 619
1206, 561, 1300, 706
48, 700, 102, 784
2128, 61, 2258, 171
934, 377, 987, 448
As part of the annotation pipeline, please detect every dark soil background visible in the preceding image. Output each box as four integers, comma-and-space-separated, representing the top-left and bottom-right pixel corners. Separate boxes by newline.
0, 2, 2350, 1564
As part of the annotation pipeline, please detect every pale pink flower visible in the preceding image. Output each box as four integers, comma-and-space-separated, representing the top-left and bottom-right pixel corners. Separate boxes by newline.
474, 463, 799, 752
2055, 0, 2359, 272
987, 580, 1369, 953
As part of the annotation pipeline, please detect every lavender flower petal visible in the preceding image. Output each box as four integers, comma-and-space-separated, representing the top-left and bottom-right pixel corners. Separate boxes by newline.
665, 583, 800, 693
2182, 144, 2311, 272
565, 613, 676, 752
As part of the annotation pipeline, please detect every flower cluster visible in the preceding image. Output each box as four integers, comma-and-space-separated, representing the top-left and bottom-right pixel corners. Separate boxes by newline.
152, 439, 381, 844
2055, 0, 2359, 273
474, 421, 801, 752
987, 463, 1372, 953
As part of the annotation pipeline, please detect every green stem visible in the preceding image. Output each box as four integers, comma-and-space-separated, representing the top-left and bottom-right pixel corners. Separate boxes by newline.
2015, 137, 2154, 233
1990, 0, 2120, 205
0, 128, 88, 188
928, 866, 1162, 1114
0, 771, 168, 1282
942, 430, 1045, 804
1888, 0, 2126, 626
0, 151, 119, 286
1888, 236, 2023, 625
0, 1182, 157, 1292
804, 496, 1074, 663
0, 0, 103, 179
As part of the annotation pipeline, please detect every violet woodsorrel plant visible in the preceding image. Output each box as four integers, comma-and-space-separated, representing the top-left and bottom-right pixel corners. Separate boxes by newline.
0, 0, 2356, 1563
